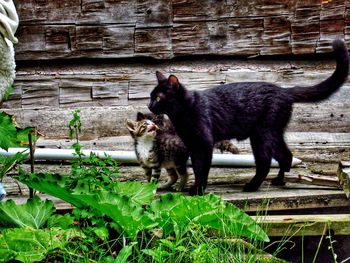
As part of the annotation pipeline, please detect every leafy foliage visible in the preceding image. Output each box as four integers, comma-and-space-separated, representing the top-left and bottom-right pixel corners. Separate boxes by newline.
0, 228, 82, 263
149, 193, 269, 242
17, 172, 158, 239
0, 112, 36, 151
0, 112, 17, 151
0, 152, 28, 181
2, 110, 281, 262
0, 111, 38, 183
0, 196, 55, 229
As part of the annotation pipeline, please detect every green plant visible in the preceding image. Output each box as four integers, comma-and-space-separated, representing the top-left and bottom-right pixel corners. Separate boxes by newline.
0, 196, 54, 229
9, 110, 282, 262
0, 227, 82, 263
0, 111, 37, 184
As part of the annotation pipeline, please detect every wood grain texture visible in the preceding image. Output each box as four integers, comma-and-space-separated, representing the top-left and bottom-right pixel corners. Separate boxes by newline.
2, 57, 350, 139
4, 1, 350, 141
13, 0, 350, 60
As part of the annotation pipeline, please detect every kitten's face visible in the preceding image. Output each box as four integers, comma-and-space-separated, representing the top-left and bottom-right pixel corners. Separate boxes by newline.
148, 71, 180, 114
126, 119, 158, 139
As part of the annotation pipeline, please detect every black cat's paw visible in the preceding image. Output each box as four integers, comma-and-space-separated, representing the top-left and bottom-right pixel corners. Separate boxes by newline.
243, 182, 259, 192
271, 177, 286, 186
189, 185, 205, 196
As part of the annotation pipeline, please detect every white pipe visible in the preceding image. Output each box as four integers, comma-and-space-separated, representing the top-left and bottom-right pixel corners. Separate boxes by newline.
0, 148, 302, 167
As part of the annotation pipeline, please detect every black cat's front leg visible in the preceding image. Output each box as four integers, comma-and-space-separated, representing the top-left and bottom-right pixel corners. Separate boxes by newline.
189, 147, 213, 196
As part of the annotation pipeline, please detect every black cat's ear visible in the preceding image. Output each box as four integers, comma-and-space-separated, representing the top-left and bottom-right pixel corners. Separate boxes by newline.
156, 71, 167, 83
168, 75, 179, 89
136, 112, 145, 121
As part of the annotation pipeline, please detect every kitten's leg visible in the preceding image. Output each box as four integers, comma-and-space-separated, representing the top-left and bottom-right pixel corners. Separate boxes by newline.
152, 167, 162, 181
142, 166, 152, 182
271, 135, 292, 186
189, 146, 213, 196
172, 165, 189, 192
159, 168, 178, 189
244, 133, 273, 192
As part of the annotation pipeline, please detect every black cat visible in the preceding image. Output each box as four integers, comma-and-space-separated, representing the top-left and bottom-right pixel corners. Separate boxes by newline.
148, 39, 349, 195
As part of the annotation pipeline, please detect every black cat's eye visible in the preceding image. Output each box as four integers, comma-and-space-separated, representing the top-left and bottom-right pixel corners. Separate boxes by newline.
156, 96, 161, 102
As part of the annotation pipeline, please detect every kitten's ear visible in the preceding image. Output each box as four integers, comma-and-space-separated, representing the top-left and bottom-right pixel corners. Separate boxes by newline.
126, 119, 135, 132
136, 112, 145, 121
156, 71, 167, 83
168, 75, 179, 89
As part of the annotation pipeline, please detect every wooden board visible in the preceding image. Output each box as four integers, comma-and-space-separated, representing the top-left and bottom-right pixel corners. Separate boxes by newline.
255, 214, 350, 237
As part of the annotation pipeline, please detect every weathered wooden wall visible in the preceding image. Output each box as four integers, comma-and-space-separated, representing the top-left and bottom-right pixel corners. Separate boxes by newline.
1, 0, 350, 140
13, 0, 350, 60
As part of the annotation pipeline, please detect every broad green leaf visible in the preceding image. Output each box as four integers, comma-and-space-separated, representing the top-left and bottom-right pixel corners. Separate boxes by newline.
47, 213, 74, 230
0, 152, 28, 180
0, 112, 38, 151
113, 180, 158, 205
0, 196, 55, 229
0, 112, 17, 151
93, 191, 157, 239
149, 193, 269, 242
0, 248, 17, 263
17, 173, 88, 208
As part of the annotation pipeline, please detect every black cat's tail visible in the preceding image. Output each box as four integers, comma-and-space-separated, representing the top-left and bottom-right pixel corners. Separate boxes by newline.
288, 39, 349, 103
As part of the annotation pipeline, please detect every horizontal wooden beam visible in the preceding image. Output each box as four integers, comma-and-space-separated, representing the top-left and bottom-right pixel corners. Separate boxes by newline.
255, 214, 350, 236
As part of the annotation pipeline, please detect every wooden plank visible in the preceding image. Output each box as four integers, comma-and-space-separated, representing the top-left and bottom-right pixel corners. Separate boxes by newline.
222, 187, 350, 212
255, 214, 350, 236
284, 174, 340, 188
91, 81, 128, 106
21, 82, 59, 109
59, 81, 93, 107
16, 0, 81, 24
172, 0, 295, 21
79, 0, 137, 25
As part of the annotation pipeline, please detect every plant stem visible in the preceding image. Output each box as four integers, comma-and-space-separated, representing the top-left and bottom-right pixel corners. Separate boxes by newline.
28, 132, 35, 198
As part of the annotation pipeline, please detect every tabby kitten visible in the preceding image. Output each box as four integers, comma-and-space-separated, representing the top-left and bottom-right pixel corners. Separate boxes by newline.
137, 112, 239, 154
126, 117, 189, 191
148, 39, 349, 195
